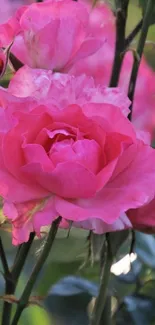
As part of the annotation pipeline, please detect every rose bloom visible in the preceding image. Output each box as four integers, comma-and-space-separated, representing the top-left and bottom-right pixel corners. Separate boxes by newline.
0, 71, 155, 245
0, 0, 102, 72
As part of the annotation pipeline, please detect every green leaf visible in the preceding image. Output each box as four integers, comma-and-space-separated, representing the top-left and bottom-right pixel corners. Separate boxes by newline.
44, 276, 98, 325
115, 294, 155, 325
124, 295, 155, 325
139, 0, 155, 25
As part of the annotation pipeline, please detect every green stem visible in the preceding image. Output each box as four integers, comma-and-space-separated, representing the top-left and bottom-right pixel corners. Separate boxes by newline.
0, 236, 13, 325
129, 230, 136, 255
90, 235, 113, 325
11, 217, 61, 325
0, 237, 10, 277
1, 277, 15, 325
12, 233, 35, 282
109, 0, 129, 87
100, 295, 112, 325
128, 0, 153, 120
1, 233, 35, 325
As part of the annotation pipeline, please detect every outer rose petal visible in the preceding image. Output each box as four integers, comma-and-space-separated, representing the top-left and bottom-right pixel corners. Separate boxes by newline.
136, 130, 151, 145
8, 67, 130, 117
32, 197, 58, 235
2, 109, 53, 179
0, 0, 34, 25
8, 65, 54, 98
0, 6, 27, 46
3, 197, 58, 245
0, 167, 49, 202
3, 200, 34, 245
22, 161, 97, 198
63, 38, 104, 72
82, 103, 136, 140
0, 112, 50, 202
62, 213, 132, 234
55, 142, 155, 224
127, 197, 155, 229
12, 218, 33, 246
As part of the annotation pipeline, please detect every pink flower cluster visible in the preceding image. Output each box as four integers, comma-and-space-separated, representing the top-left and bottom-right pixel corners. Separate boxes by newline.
0, 0, 155, 245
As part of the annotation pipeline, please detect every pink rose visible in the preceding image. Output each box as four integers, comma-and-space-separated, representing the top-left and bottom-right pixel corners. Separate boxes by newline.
1, 72, 155, 245
0, 0, 102, 71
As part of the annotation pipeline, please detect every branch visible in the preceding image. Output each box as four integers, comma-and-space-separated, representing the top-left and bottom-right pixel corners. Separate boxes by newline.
109, 0, 130, 87
12, 233, 35, 282
11, 217, 61, 325
1, 233, 35, 325
0, 237, 10, 277
90, 234, 113, 325
125, 19, 143, 48
100, 295, 112, 325
128, 0, 153, 120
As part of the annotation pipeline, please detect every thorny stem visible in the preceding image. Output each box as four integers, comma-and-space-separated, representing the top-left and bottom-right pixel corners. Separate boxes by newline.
128, 0, 154, 120
90, 234, 113, 325
11, 217, 61, 325
109, 0, 130, 87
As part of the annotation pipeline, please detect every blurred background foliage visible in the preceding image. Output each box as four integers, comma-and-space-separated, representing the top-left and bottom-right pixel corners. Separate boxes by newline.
2, 227, 155, 324
1, 0, 155, 324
